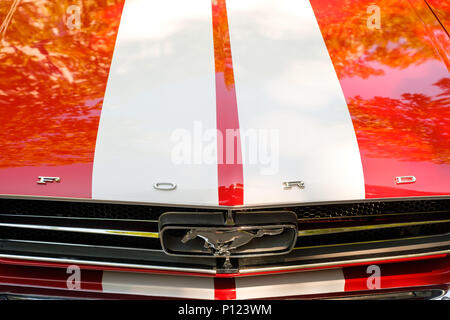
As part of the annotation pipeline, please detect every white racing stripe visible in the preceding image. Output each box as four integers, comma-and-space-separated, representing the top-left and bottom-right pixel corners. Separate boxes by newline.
93, 0, 365, 206
92, 0, 219, 205
102, 271, 215, 299
235, 268, 345, 299
101, 268, 345, 299
227, 0, 365, 205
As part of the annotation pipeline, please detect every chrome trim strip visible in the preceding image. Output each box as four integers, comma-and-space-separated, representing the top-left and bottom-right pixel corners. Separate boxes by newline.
0, 254, 217, 275
292, 239, 450, 260
1, 236, 448, 275
2, 238, 164, 252
1, 218, 447, 243
293, 234, 440, 250
298, 219, 450, 236
0, 193, 448, 210
0, 223, 159, 239
239, 249, 450, 274
330, 289, 447, 300
0, 293, 91, 300
0, 214, 158, 223
0, 248, 447, 276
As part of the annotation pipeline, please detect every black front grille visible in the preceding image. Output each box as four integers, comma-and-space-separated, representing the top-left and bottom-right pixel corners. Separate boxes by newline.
297, 222, 450, 248
282, 199, 450, 219
0, 226, 161, 250
0, 198, 222, 220
0, 197, 448, 272
1, 197, 448, 220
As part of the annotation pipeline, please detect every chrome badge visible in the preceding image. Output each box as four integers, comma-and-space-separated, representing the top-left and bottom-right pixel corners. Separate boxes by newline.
153, 182, 177, 191
283, 181, 305, 189
159, 211, 298, 259
37, 176, 61, 185
395, 176, 416, 184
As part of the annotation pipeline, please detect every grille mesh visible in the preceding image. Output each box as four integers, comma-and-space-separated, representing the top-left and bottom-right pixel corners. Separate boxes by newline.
0, 199, 220, 220
288, 199, 450, 219
0, 198, 448, 220
0, 198, 448, 252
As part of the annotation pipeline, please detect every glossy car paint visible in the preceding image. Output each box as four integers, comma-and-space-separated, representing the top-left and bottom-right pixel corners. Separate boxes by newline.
93, 0, 367, 206
226, 0, 365, 206
0, 0, 125, 198
425, 0, 450, 31
0, 254, 448, 299
92, 0, 220, 206
310, 0, 450, 199
212, 0, 244, 206
0, 0, 448, 206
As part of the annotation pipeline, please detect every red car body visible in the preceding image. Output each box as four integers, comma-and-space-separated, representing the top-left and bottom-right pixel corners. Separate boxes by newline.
0, 0, 448, 299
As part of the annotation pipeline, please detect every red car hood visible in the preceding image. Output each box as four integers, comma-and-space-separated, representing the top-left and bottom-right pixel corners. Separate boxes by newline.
0, 0, 448, 207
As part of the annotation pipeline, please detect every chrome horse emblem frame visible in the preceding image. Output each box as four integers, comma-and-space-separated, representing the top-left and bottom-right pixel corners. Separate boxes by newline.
181, 228, 284, 257
158, 211, 298, 268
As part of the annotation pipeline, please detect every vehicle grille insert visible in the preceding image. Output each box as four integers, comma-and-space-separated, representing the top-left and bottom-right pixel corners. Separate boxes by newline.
0, 198, 448, 270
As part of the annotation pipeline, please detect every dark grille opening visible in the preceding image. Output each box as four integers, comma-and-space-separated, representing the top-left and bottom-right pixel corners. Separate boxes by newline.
282, 199, 450, 219
297, 211, 450, 230
0, 198, 222, 220
296, 222, 450, 248
286, 199, 450, 248
0, 197, 448, 271
1, 198, 448, 220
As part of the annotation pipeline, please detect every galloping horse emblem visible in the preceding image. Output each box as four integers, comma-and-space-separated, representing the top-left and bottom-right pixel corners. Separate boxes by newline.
181, 228, 284, 256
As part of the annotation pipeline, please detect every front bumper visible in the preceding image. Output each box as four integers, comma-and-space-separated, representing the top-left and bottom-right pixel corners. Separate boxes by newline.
0, 254, 448, 300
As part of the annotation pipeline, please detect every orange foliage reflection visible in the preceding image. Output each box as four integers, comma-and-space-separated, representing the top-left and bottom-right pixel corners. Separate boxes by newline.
348, 77, 450, 164
426, 0, 450, 31
311, 0, 449, 79
310, 0, 450, 165
310, 0, 450, 196
0, 0, 124, 168
212, 0, 235, 89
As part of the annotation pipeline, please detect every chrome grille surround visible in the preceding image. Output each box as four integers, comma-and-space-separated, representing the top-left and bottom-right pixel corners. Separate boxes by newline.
0, 197, 448, 274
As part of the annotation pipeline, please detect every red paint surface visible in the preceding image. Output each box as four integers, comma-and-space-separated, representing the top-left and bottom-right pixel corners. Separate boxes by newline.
260, 284, 450, 300
0, 284, 175, 300
0, 255, 448, 298
343, 255, 450, 291
236, 254, 449, 277
309, 0, 450, 199
212, 0, 244, 206
2, 254, 446, 281
214, 277, 236, 300
0, 263, 103, 291
0, 258, 217, 278
0, 1, 125, 198
425, 0, 450, 31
